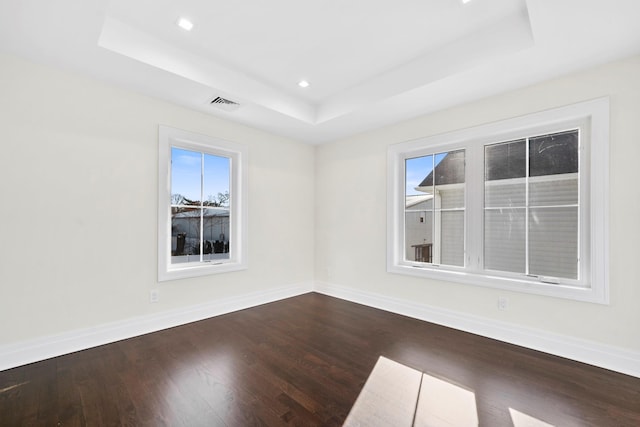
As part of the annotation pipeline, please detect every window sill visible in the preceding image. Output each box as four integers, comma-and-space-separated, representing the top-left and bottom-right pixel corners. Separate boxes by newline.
387, 263, 608, 305
159, 260, 247, 282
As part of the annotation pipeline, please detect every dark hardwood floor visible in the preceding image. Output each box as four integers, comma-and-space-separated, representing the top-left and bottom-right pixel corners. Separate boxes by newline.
1, 293, 639, 426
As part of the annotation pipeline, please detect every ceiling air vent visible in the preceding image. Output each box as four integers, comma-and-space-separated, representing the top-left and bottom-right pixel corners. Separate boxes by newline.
210, 96, 241, 112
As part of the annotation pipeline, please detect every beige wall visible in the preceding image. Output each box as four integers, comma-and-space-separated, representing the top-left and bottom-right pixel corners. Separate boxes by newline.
2, 50, 639, 361
315, 55, 640, 352
0, 53, 315, 345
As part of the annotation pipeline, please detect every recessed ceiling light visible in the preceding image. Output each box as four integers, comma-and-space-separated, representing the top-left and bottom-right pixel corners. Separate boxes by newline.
177, 17, 194, 31
462, 0, 473, 4
298, 80, 310, 88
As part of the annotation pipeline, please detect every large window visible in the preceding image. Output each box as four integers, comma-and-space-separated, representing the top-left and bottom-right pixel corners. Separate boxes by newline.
387, 99, 609, 303
158, 126, 247, 281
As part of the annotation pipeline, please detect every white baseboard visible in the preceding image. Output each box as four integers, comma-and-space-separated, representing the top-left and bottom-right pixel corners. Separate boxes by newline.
314, 281, 640, 379
5, 280, 639, 379
0, 282, 313, 372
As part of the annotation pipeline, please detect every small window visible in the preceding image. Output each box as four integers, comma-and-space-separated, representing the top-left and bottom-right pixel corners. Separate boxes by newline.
388, 98, 609, 303
158, 126, 247, 281
170, 148, 231, 265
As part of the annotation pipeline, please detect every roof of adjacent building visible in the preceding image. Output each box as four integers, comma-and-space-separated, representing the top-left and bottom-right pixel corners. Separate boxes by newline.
417, 149, 465, 189
173, 208, 229, 218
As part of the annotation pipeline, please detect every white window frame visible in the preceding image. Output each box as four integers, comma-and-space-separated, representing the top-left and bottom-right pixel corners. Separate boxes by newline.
387, 98, 609, 304
158, 125, 248, 281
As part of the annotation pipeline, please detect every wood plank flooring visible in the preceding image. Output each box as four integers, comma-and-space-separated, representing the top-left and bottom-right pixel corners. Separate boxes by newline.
1, 293, 639, 426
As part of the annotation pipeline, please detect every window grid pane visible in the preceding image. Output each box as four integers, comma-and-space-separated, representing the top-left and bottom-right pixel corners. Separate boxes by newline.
529, 207, 578, 279
171, 207, 202, 264
484, 208, 526, 273
440, 210, 465, 266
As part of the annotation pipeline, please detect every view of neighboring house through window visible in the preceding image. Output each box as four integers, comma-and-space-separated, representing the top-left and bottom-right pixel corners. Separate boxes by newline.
158, 125, 247, 281
388, 98, 609, 303
171, 147, 230, 264
405, 150, 465, 267
484, 130, 579, 280
402, 132, 578, 278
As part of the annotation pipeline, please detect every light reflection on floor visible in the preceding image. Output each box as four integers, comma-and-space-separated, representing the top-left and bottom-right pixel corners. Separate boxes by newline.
161, 347, 238, 425
345, 356, 556, 426
510, 408, 555, 427
0, 381, 29, 393
415, 372, 478, 426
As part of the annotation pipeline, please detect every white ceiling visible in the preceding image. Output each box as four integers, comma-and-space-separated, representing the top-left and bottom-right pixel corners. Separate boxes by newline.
1, 0, 640, 144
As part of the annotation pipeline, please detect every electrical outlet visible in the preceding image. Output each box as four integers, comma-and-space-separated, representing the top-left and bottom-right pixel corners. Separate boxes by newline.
498, 296, 508, 310
150, 289, 159, 303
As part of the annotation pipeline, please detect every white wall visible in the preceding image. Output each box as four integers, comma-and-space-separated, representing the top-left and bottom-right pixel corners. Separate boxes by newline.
315, 55, 640, 355
0, 53, 315, 347
2, 50, 640, 375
